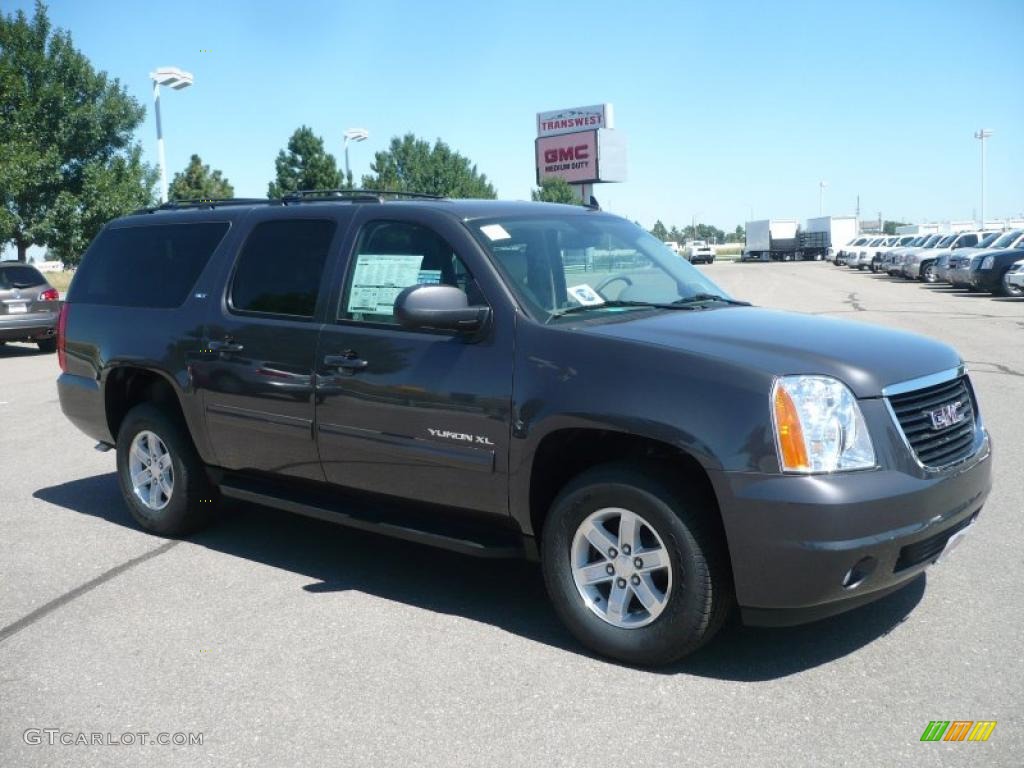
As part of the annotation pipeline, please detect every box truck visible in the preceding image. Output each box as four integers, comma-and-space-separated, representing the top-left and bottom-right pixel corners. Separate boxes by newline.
799, 216, 859, 261
742, 219, 799, 261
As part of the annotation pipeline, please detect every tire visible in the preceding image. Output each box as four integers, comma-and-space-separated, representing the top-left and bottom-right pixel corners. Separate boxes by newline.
999, 272, 1022, 298
115, 403, 216, 536
36, 338, 57, 353
541, 462, 733, 666
921, 263, 937, 284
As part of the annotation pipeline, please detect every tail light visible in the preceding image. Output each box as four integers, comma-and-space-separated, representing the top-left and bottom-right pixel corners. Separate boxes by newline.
39, 287, 60, 301
57, 303, 69, 372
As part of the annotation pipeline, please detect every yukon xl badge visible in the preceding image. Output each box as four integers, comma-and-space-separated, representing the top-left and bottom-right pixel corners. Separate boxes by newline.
428, 428, 494, 446
928, 401, 966, 430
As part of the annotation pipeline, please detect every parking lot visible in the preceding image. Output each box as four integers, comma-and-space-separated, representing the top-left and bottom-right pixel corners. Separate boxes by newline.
1, 261, 1020, 767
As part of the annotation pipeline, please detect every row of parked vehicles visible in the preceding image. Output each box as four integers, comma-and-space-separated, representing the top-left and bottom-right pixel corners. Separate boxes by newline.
834, 230, 1024, 297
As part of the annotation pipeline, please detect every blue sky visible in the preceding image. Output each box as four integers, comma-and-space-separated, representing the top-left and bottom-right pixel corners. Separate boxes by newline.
7, 0, 1024, 241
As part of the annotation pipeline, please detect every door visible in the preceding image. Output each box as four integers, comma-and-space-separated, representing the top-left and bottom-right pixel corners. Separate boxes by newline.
198, 215, 343, 481
314, 211, 514, 518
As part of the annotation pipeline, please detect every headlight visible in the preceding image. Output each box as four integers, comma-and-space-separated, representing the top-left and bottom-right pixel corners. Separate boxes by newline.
980, 256, 994, 270
772, 376, 876, 473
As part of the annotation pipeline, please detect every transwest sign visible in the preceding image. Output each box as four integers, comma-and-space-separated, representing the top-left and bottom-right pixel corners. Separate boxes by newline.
536, 104, 614, 138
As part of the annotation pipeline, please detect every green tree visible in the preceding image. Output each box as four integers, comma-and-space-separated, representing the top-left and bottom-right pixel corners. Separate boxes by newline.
169, 154, 234, 201
882, 220, 908, 235
267, 126, 343, 198
362, 133, 496, 198
0, 1, 155, 263
725, 224, 745, 243
650, 220, 669, 241
531, 177, 580, 205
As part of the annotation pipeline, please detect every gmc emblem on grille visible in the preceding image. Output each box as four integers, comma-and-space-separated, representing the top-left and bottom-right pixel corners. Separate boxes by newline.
928, 400, 966, 430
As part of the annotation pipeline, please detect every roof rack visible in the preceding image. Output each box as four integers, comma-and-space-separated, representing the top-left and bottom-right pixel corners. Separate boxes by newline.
280, 188, 446, 203
130, 189, 446, 215
132, 198, 275, 214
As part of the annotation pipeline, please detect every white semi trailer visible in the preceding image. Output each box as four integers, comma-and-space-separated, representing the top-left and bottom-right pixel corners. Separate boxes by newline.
742, 219, 799, 261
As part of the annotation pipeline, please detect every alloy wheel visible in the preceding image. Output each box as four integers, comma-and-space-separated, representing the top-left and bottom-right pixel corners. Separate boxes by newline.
570, 507, 673, 629
129, 430, 174, 511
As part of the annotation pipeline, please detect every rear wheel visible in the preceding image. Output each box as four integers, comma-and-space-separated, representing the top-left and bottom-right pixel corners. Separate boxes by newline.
541, 463, 733, 665
115, 403, 216, 536
36, 338, 57, 353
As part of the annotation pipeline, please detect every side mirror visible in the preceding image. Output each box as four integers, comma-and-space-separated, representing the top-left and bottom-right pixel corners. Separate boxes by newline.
394, 284, 490, 333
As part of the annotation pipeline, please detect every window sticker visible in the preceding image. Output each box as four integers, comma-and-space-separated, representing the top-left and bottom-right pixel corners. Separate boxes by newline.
417, 269, 442, 285
347, 254, 424, 315
567, 283, 605, 306
480, 224, 511, 241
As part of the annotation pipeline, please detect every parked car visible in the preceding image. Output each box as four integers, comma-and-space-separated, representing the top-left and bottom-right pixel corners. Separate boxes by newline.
968, 247, 1024, 296
904, 231, 990, 282
850, 237, 886, 269
889, 234, 943, 276
0, 262, 62, 352
835, 236, 870, 266
871, 236, 916, 273
882, 235, 929, 274
1004, 259, 1024, 295
685, 240, 716, 264
56, 195, 992, 666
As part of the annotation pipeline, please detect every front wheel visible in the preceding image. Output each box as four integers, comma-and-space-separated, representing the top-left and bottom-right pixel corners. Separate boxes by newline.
922, 263, 937, 283
541, 463, 733, 665
999, 272, 1023, 298
115, 403, 216, 536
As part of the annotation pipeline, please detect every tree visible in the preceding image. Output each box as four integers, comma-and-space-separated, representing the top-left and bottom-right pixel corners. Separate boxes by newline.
361, 133, 496, 198
169, 154, 234, 201
725, 224, 745, 243
650, 220, 669, 241
267, 126, 343, 198
0, 1, 155, 262
531, 177, 580, 205
882, 220, 908, 235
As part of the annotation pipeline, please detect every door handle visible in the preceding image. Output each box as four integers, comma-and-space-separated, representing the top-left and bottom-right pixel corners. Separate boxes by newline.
324, 353, 368, 372
208, 339, 244, 354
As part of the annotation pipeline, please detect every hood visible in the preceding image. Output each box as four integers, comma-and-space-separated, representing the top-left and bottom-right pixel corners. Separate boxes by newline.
580, 306, 960, 398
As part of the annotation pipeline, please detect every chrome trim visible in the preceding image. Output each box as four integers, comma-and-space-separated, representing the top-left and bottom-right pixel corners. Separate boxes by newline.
881, 365, 966, 398
882, 367, 985, 473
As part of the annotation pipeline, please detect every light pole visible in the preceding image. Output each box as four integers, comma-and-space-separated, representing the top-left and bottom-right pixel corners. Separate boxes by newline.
343, 128, 369, 186
149, 67, 194, 203
974, 129, 993, 228
818, 181, 828, 216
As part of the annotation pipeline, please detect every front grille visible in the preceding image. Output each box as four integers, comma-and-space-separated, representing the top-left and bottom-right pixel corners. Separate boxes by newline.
887, 376, 977, 468
894, 514, 975, 572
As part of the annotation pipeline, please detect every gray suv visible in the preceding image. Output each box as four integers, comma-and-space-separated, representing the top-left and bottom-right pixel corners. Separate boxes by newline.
56, 193, 993, 665
0, 263, 61, 352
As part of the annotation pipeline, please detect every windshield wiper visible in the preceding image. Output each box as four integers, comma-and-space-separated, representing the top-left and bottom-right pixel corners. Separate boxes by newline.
672, 293, 751, 307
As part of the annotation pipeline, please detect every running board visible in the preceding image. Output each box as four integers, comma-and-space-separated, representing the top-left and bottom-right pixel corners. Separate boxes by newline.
218, 479, 525, 559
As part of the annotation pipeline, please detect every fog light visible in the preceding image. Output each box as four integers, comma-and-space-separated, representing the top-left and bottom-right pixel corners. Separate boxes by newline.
842, 556, 877, 589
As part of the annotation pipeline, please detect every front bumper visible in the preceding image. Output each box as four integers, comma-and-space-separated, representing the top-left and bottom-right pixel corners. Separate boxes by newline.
709, 409, 992, 627
969, 269, 1002, 292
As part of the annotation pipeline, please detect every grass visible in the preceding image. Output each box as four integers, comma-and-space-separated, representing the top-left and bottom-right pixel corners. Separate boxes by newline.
46, 271, 74, 293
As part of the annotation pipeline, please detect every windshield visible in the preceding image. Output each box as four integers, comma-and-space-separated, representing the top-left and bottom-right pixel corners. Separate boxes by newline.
0, 265, 47, 289
923, 235, 942, 247
937, 235, 956, 247
471, 214, 735, 322
976, 232, 999, 248
991, 230, 1022, 248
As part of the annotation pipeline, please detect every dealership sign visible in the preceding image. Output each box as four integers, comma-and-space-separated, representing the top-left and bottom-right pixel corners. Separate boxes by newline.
536, 104, 614, 138
535, 128, 627, 185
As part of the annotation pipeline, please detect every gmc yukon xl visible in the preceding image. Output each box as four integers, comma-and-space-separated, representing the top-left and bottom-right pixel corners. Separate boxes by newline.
57, 193, 992, 665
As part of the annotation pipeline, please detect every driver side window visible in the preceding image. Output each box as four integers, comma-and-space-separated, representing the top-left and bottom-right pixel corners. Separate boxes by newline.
339, 221, 483, 325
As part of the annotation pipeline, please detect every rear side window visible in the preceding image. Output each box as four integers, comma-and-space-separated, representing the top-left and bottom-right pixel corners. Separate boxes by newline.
0, 265, 47, 289
230, 219, 336, 318
69, 223, 229, 307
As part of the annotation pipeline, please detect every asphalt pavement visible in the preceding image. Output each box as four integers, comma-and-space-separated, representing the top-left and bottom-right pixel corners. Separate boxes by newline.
1, 262, 1020, 767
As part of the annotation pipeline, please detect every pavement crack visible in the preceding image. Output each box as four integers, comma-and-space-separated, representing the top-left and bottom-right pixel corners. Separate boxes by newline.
0, 540, 180, 644
966, 361, 1024, 379
845, 292, 865, 311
